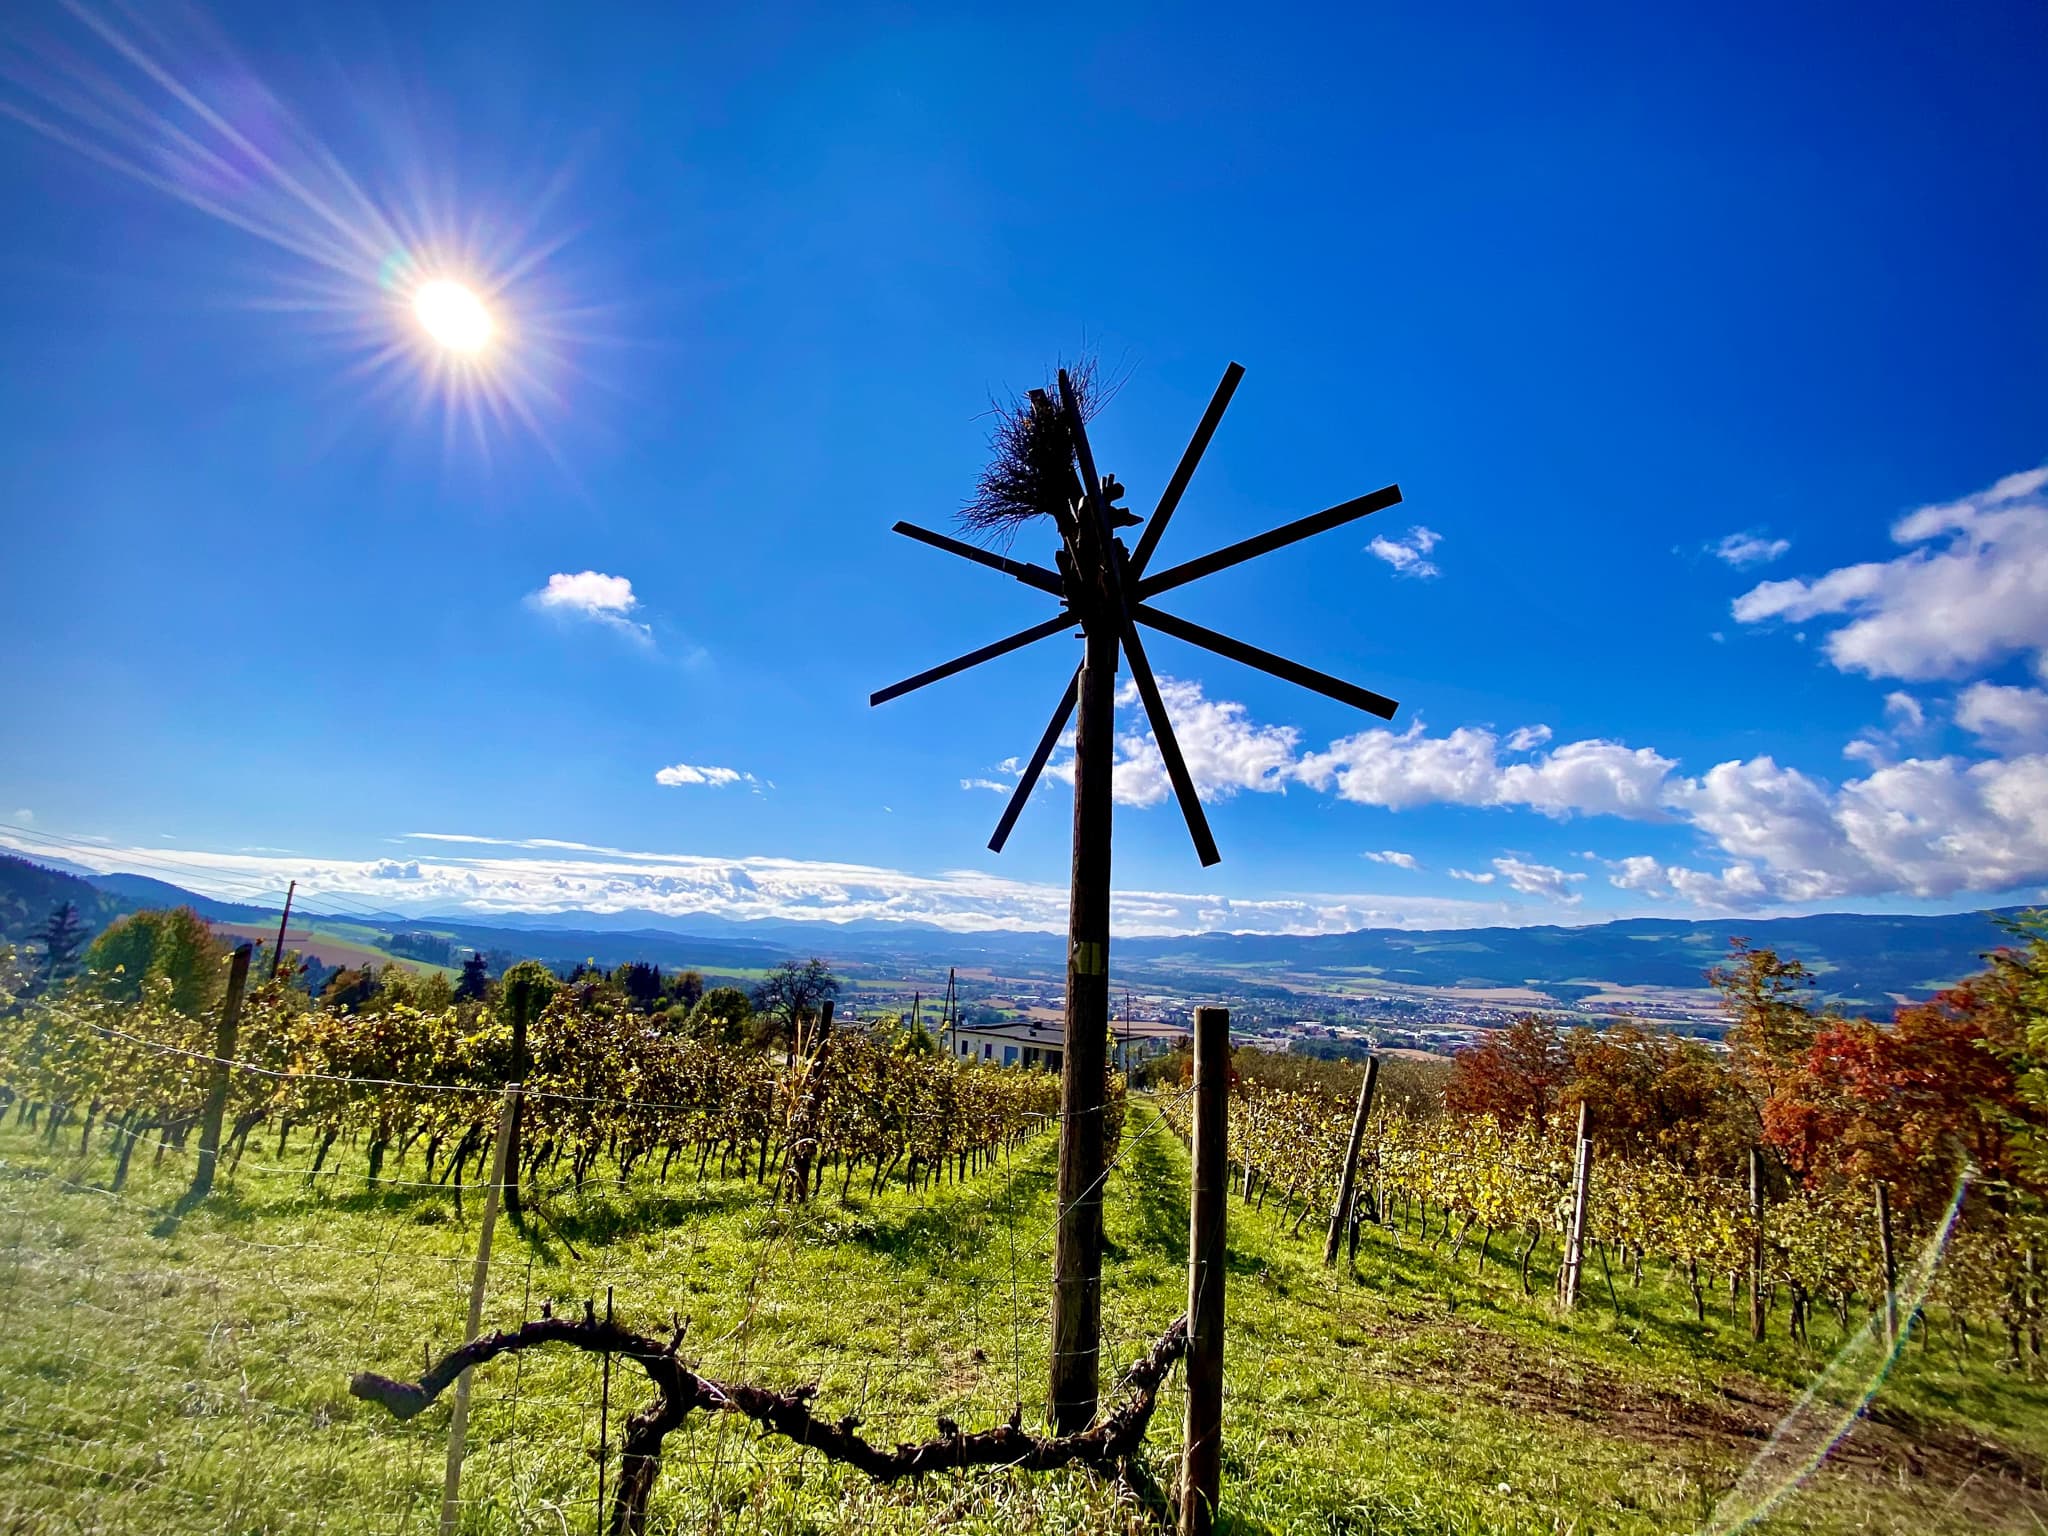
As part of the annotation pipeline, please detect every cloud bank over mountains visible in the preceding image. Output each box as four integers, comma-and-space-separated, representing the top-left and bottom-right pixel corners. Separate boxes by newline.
0, 828, 1510, 939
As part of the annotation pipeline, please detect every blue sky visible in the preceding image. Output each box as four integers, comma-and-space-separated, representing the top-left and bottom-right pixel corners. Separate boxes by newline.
1, 0, 2044, 935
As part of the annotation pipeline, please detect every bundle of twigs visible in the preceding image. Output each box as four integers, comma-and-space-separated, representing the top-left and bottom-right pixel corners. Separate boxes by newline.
960, 356, 1116, 546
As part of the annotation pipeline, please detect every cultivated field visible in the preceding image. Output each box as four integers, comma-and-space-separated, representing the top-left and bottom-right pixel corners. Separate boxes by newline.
3, 1103, 2042, 1535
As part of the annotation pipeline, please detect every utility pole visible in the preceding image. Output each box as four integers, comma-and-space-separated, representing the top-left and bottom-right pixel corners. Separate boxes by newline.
268, 880, 296, 982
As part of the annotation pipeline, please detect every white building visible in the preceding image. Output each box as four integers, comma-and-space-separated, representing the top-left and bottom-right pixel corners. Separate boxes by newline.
946, 1018, 1189, 1072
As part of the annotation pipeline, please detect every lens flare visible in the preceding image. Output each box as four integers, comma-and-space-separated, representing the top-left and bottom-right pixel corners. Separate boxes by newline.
0, 2, 616, 476
412, 278, 493, 353
1700, 1171, 1972, 1535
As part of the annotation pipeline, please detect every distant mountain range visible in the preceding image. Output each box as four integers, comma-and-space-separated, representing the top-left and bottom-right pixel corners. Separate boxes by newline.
0, 853, 2026, 1007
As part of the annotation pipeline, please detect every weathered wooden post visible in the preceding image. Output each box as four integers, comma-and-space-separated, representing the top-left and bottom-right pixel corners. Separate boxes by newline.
869, 358, 1409, 1435
1050, 627, 1119, 1433
1749, 1146, 1768, 1341
1322, 1054, 1379, 1267
1560, 1100, 1593, 1310
787, 1000, 836, 1204
1875, 1180, 1899, 1348
502, 972, 538, 1221
440, 1081, 519, 1536
178, 942, 252, 1212
1181, 1005, 1230, 1536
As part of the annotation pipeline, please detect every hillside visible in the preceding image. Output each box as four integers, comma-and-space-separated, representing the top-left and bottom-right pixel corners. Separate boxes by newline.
0, 854, 127, 947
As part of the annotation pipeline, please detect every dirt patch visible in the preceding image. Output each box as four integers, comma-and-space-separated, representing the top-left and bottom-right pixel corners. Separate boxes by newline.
1471, 1338, 2047, 1528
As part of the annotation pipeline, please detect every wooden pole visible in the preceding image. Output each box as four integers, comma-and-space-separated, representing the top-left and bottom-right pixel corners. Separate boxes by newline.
1181, 1005, 1230, 1536
1560, 1100, 1593, 1310
504, 980, 533, 1221
1875, 1181, 1899, 1349
1749, 1146, 1768, 1341
1323, 1055, 1380, 1267
179, 943, 252, 1211
440, 1082, 518, 1536
1050, 624, 1118, 1435
267, 880, 295, 982
596, 1284, 614, 1536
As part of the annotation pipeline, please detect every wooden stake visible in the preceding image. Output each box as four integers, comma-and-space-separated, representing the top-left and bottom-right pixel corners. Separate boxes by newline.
1749, 1147, 1767, 1341
441, 1082, 518, 1536
1560, 1100, 1593, 1310
1050, 628, 1118, 1435
1181, 1005, 1230, 1536
505, 981, 534, 1222
1323, 1056, 1380, 1268
1875, 1180, 1899, 1349
179, 943, 252, 1211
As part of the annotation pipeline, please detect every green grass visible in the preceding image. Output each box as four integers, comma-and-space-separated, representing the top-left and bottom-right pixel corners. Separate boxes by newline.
1, 1101, 2042, 1535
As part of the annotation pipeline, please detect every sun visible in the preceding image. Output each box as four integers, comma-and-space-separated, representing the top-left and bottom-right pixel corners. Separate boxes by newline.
412, 278, 495, 354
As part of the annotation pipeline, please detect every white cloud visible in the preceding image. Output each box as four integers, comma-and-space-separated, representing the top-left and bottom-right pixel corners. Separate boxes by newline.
1957, 683, 2048, 752
530, 570, 653, 643
9, 809, 30, 825
1490, 856, 1585, 903
1362, 849, 1420, 870
960, 778, 1010, 794
1882, 691, 1925, 733
1607, 855, 1667, 896
654, 763, 756, 789
1447, 868, 1496, 885
1711, 532, 1791, 568
1732, 467, 2048, 681
369, 859, 422, 880
1046, 678, 1302, 808
1298, 723, 1676, 820
1504, 725, 1553, 753
1366, 526, 1442, 579
1663, 751, 2048, 902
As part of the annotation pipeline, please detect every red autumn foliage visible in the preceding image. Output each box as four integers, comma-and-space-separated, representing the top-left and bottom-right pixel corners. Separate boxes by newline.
1763, 968, 2034, 1222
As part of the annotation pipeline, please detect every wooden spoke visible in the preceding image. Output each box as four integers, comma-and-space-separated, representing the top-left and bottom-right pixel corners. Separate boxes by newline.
893, 521, 1065, 598
1133, 602, 1399, 720
989, 667, 1081, 853
1135, 485, 1403, 599
869, 614, 1076, 707
1119, 622, 1221, 867
1130, 362, 1244, 578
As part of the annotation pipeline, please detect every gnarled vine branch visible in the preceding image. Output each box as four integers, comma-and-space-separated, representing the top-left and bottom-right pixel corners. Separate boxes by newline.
350, 1302, 1187, 1535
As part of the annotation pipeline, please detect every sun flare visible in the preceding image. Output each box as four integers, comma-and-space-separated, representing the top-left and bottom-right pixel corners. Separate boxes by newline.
412, 278, 494, 354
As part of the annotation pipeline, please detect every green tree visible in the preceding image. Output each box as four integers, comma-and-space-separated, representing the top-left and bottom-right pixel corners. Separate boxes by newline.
1710, 940, 1820, 1111
666, 968, 706, 1011
754, 957, 840, 1066
38, 901, 89, 985
688, 985, 753, 1048
84, 907, 226, 1017
320, 966, 383, 1012
613, 960, 663, 1012
454, 952, 491, 1002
